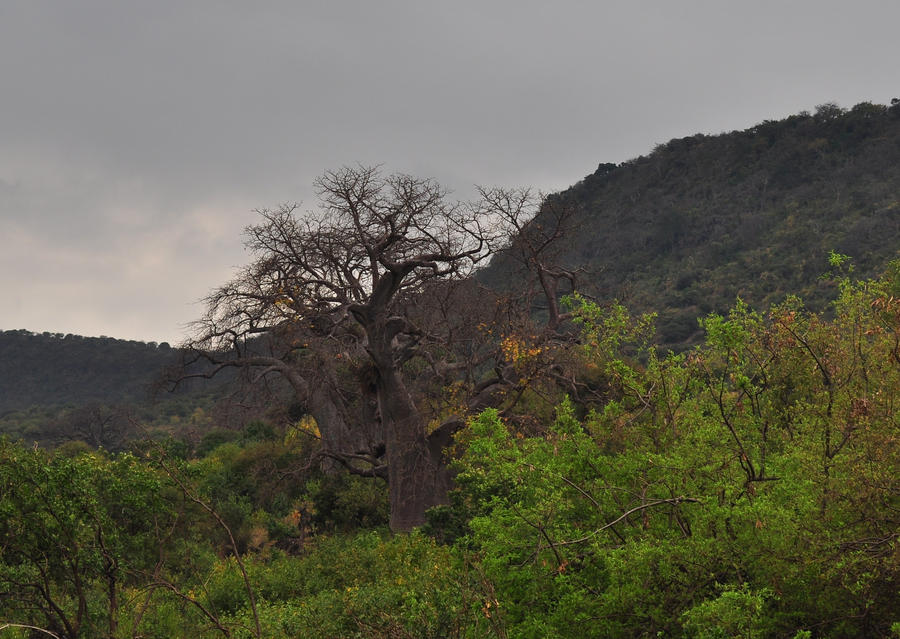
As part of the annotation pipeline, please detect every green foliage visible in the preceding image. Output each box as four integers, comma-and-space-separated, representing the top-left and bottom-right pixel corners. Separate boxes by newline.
198, 532, 470, 639
681, 583, 774, 639
195, 426, 244, 458
3, 263, 900, 637
303, 473, 390, 533
185, 431, 389, 557
445, 278, 900, 637
827, 249, 852, 270
0, 442, 172, 638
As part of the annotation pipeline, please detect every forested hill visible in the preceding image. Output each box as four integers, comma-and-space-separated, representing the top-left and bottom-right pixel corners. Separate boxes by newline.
0, 330, 177, 414
482, 100, 900, 348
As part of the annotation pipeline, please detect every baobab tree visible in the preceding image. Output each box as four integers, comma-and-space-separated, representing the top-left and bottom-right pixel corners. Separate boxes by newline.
181, 166, 582, 530
183, 167, 510, 530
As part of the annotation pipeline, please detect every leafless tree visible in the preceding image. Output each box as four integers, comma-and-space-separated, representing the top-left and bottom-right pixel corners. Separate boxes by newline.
44, 403, 137, 451
181, 167, 509, 530
479, 188, 582, 332
177, 166, 586, 531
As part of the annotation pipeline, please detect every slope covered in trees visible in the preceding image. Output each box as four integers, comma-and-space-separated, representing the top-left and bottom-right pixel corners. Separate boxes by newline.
0, 330, 177, 413
0, 330, 233, 447
482, 100, 900, 348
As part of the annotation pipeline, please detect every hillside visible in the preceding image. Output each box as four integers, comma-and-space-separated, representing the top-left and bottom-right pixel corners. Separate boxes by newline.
482, 100, 900, 348
0, 330, 236, 447
0, 330, 180, 413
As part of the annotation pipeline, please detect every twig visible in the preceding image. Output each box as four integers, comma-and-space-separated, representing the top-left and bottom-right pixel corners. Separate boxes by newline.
153, 450, 262, 639
0, 623, 61, 638
551, 497, 701, 548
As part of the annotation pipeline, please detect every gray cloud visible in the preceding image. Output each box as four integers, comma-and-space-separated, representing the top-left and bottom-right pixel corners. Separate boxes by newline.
2, 0, 899, 342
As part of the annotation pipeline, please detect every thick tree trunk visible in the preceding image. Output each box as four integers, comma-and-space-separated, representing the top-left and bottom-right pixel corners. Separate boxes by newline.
376, 368, 451, 531
308, 382, 378, 458
283, 363, 383, 470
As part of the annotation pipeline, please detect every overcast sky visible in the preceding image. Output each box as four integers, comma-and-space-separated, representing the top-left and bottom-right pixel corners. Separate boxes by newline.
2, 1, 899, 343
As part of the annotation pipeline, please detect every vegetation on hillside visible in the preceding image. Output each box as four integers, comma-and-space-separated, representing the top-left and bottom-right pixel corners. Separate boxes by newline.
0, 331, 238, 448
0, 331, 176, 413
482, 100, 900, 348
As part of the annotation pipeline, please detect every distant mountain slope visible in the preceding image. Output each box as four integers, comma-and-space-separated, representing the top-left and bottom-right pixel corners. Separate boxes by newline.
0, 330, 243, 447
0, 330, 178, 414
482, 100, 900, 348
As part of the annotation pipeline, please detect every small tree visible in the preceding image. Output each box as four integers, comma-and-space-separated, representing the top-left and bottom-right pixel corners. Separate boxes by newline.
478, 187, 581, 332
0, 444, 168, 638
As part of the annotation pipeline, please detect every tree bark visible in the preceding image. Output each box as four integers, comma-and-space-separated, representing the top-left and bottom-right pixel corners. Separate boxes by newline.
376, 367, 450, 531
307, 380, 379, 460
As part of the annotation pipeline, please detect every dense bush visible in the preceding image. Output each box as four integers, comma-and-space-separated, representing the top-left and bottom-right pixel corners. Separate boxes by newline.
443, 265, 900, 637
1, 264, 899, 637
